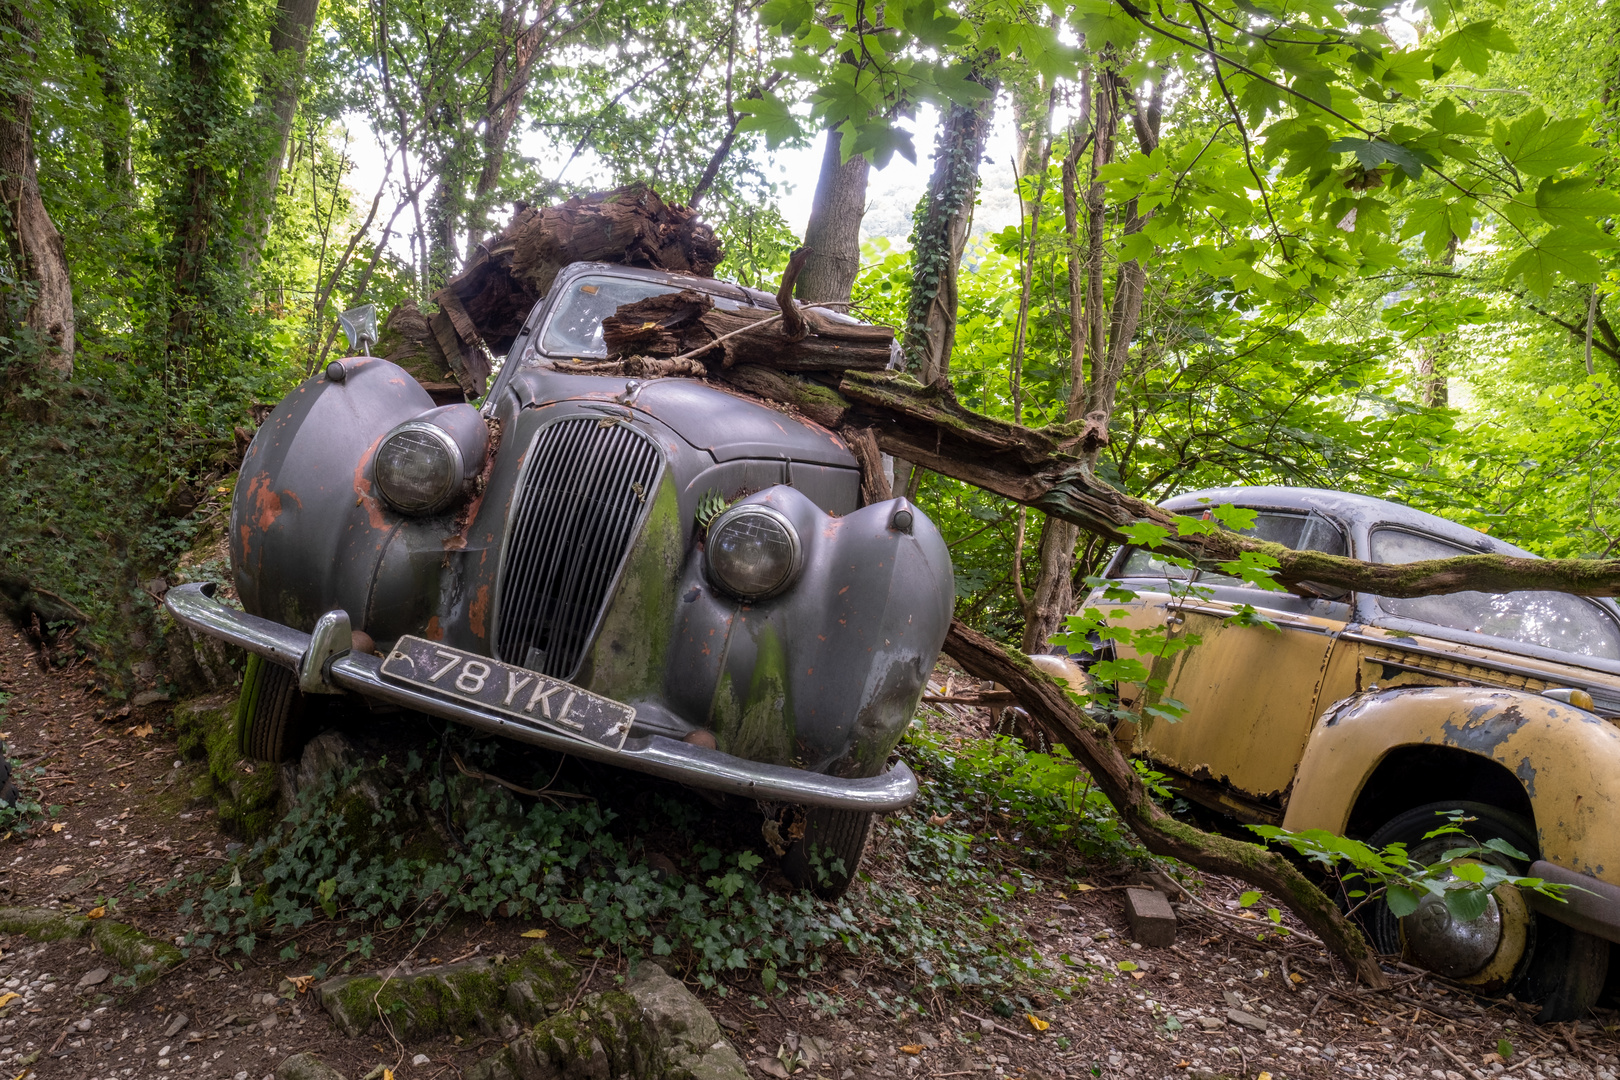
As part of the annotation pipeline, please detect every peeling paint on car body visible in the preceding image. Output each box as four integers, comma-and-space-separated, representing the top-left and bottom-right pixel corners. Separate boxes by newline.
1081, 484, 1620, 891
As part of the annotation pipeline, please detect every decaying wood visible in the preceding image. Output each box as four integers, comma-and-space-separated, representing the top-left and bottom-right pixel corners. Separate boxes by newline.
941, 618, 1391, 990
601, 290, 894, 371
381, 184, 722, 397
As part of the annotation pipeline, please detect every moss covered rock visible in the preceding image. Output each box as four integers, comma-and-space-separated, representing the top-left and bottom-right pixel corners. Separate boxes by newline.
464, 963, 747, 1080
172, 691, 283, 840
274, 1052, 347, 1080
0, 907, 181, 983
317, 943, 576, 1040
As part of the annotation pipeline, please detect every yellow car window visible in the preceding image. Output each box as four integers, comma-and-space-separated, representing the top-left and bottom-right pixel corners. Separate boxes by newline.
1371, 528, 1620, 660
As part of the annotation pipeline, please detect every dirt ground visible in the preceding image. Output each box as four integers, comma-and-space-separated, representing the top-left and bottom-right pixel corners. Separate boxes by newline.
4, 628, 1620, 1080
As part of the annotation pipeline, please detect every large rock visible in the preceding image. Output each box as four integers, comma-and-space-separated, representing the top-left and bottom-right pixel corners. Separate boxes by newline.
276, 1052, 346, 1080
465, 962, 747, 1080
317, 943, 576, 1039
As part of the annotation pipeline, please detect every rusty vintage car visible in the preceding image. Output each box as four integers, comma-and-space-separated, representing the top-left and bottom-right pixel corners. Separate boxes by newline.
164, 262, 955, 896
1050, 486, 1620, 1019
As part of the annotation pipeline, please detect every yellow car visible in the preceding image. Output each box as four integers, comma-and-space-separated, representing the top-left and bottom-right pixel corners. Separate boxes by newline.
1062, 486, 1620, 1020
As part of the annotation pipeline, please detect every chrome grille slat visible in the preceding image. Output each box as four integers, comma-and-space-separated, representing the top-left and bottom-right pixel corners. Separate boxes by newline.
494, 417, 663, 680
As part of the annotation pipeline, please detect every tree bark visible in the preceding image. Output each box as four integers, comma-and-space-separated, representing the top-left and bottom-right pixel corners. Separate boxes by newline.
902, 74, 999, 385
944, 619, 1389, 988
0, 0, 75, 379
240, 0, 322, 270
796, 127, 870, 304
467, 0, 557, 252
1417, 232, 1458, 407
67, 0, 133, 189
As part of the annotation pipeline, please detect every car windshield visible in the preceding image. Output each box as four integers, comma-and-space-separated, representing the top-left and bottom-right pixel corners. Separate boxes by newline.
1117, 510, 1347, 586
534, 274, 746, 360
1371, 528, 1620, 660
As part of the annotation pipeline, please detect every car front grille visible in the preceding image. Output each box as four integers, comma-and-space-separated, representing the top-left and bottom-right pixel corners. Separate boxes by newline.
493, 416, 663, 680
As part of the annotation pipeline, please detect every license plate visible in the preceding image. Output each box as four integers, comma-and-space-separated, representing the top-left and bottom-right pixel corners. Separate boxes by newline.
379, 635, 634, 751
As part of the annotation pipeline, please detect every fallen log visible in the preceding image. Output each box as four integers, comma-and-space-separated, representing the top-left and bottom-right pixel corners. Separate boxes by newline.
601, 289, 894, 371
380, 185, 722, 399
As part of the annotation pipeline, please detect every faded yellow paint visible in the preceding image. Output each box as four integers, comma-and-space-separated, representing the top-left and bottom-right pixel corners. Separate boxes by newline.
1283, 687, 1620, 884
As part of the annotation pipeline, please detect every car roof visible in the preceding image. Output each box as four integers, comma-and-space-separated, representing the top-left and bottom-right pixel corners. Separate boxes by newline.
554, 262, 863, 325
1159, 485, 1538, 559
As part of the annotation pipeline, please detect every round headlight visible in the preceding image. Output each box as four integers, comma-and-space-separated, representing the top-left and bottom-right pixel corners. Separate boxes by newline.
706, 505, 802, 600
374, 422, 464, 515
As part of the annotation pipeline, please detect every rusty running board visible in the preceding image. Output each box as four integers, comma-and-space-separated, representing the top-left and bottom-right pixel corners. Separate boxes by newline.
164, 583, 917, 813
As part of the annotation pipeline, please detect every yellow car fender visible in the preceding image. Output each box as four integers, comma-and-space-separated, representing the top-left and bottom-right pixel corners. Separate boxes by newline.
1283, 686, 1620, 884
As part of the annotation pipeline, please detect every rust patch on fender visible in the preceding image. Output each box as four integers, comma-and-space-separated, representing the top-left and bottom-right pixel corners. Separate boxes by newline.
424, 616, 444, 641
469, 585, 491, 640
352, 432, 393, 530
244, 473, 282, 531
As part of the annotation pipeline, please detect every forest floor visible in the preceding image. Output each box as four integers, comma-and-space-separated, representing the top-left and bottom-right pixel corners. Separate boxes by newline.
3, 628, 1620, 1080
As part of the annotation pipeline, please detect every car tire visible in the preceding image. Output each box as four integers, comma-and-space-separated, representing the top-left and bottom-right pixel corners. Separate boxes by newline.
0, 747, 18, 806
1364, 800, 1608, 1022
237, 654, 309, 763
780, 807, 873, 900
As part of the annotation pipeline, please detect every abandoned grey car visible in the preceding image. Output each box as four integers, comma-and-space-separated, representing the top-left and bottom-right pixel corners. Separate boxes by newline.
165, 262, 956, 895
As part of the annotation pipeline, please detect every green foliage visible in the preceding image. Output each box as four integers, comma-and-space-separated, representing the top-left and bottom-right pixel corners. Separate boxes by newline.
168, 729, 1124, 996
1250, 811, 1567, 923
0, 693, 58, 838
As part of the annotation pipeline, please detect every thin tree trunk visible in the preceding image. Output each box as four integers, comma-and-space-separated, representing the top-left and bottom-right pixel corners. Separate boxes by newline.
0, 0, 75, 379
467, 0, 556, 252
1418, 232, 1458, 406
796, 126, 870, 304
902, 74, 999, 385
67, 0, 133, 189
240, 0, 322, 271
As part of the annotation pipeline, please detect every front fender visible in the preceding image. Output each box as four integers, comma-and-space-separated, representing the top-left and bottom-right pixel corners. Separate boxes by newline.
232, 357, 437, 633
1283, 686, 1620, 882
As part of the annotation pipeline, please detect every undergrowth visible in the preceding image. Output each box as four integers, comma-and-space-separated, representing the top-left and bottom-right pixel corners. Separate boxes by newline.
0, 692, 57, 837
156, 719, 1143, 1003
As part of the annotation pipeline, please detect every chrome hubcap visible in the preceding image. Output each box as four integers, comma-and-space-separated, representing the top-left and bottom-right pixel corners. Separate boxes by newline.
1402, 892, 1501, 978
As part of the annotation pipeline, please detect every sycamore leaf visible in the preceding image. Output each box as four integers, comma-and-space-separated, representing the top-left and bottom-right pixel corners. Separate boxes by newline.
1534, 176, 1620, 231
758, 0, 814, 34
1505, 229, 1614, 294
1432, 20, 1517, 76
1328, 137, 1434, 179
1493, 109, 1601, 176
1425, 97, 1488, 139
1071, 0, 1140, 50
733, 93, 799, 149
899, 0, 967, 48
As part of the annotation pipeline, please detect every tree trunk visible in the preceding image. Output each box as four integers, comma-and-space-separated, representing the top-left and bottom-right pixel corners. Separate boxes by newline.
67, 0, 133, 189
902, 74, 999, 385
467, 0, 557, 252
0, 0, 75, 379
1417, 232, 1458, 407
795, 127, 870, 304
240, 0, 322, 271
944, 619, 1389, 988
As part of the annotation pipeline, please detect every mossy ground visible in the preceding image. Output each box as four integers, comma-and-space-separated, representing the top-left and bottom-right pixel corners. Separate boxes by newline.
172, 690, 283, 839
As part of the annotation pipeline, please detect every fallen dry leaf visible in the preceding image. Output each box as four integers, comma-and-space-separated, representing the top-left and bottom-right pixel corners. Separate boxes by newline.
520, 929, 548, 939
50, 823, 63, 833
1258, 1073, 1272, 1080
0, 992, 18, 1008
132, 723, 153, 738
1026, 1014, 1049, 1032
1289, 971, 1305, 984
1073, 883, 1095, 892
1130, 970, 1146, 980
289, 975, 315, 994
926, 813, 952, 826
899, 1045, 923, 1055
86, 907, 106, 920
1483, 1053, 1504, 1066
47, 865, 71, 876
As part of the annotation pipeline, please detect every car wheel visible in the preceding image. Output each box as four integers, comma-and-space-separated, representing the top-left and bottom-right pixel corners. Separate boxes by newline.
780, 807, 873, 900
0, 746, 18, 806
237, 654, 310, 763
1364, 800, 1607, 1022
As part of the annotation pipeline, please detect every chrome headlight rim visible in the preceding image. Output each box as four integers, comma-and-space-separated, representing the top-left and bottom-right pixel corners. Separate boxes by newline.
705, 503, 804, 601
374, 420, 466, 516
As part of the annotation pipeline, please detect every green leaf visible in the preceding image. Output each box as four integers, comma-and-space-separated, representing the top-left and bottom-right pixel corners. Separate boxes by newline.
1534, 177, 1620, 231
1121, 521, 1173, 549
1505, 229, 1613, 294
1432, 20, 1517, 76
1498, 1038, 1515, 1059
734, 93, 800, 149
1328, 137, 1435, 179
1493, 109, 1601, 177
1425, 98, 1488, 138
1116, 960, 1139, 971
1481, 836, 1532, 861
1238, 890, 1262, 908
1209, 504, 1258, 530
1385, 884, 1422, 917
1444, 887, 1491, 923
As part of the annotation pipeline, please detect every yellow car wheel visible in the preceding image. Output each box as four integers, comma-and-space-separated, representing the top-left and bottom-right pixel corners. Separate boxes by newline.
1364, 801, 1607, 1022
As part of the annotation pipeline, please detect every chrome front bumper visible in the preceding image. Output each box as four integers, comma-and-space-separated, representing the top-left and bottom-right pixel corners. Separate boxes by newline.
164, 583, 917, 812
